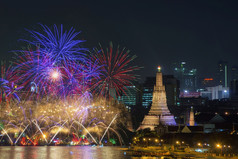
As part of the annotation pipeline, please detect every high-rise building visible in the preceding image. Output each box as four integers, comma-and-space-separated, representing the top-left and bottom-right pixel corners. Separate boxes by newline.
230, 80, 238, 100
217, 61, 228, 87
142, 77, 155, 108
231, 66, 238, 81
118, 84, 142, 110
229, 66, 238, 102
163, 75, 180, 106
173, 62, 197, 92
138, 66, 176, 131
118, 86, 136, 106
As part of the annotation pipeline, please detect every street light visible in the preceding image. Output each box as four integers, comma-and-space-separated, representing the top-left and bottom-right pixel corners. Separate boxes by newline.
198, 143, 203, 152
216, 144, 221, 148
216, 144, 222, 154
143, 138, 148, 147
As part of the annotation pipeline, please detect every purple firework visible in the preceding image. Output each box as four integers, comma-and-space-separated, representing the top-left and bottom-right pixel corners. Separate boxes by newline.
14, 47, 60, 96
0, 63, 22, 104
14, 24, 102, 99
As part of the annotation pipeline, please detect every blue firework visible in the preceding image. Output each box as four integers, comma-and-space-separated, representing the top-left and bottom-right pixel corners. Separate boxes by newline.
0, 64, 22, 104
22, 24, 87, 64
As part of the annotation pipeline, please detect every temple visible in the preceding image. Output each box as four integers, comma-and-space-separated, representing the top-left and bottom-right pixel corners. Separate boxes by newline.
138, 66, 176, 131
189, 106, 195, 126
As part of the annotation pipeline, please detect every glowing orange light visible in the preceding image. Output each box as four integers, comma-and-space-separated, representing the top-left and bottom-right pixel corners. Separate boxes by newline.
157, 66, 161, 72
204, 78, 213, 81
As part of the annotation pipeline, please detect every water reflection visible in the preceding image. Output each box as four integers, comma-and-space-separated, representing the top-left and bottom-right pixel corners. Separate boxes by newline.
2, 146, 200, 159
0, 146, 139, 159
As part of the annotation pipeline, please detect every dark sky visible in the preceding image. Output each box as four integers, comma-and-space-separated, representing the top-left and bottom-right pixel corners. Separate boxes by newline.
1, 0, 238, 81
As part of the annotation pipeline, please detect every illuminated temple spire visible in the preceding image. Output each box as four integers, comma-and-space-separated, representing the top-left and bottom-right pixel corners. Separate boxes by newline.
189, 106, 195, 126
138, 66, 176, 131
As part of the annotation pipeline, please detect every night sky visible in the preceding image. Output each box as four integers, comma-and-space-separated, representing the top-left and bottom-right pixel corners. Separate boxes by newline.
1, 1, 238, 81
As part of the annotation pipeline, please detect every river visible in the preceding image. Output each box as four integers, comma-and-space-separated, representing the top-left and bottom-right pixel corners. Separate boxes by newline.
0, 146, 142, 159
0, 146, 223, 159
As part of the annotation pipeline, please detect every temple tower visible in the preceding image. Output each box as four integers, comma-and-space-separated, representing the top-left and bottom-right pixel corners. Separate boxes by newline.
189, 106, 195, 126
138, 66, 176, 131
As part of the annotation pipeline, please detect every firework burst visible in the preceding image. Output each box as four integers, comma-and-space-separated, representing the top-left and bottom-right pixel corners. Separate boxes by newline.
0, 63, 22, 105
14, 47, 58, 97
22, 24, 87, 64
90, 42, 140, 99
14, 24, 98, 99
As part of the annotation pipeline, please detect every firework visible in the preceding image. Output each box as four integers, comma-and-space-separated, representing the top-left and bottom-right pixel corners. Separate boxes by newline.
0, 25, 138, 146
0, 98, 129, 146
14, 25, 101, 99
0, 63, 22, 105
90, 42, 140, 99
14, 47, 59, 97
22, 24, 87, 64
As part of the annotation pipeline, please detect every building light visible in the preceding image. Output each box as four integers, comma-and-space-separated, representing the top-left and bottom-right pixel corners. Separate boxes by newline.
157, 66, 161, 72
204, 78, 213, 81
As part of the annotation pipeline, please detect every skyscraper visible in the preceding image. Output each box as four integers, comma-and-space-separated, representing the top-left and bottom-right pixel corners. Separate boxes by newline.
118, 85, 141, 109
217, 61, 228, 87
163, 75, 180, 106
230, 66, 238, 101
142, 77, 155, 108
173, 62, 197, 92
231, 65, 238, 81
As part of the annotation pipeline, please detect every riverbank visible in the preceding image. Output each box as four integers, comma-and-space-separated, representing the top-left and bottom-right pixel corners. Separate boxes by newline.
122, 146, 238, 158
